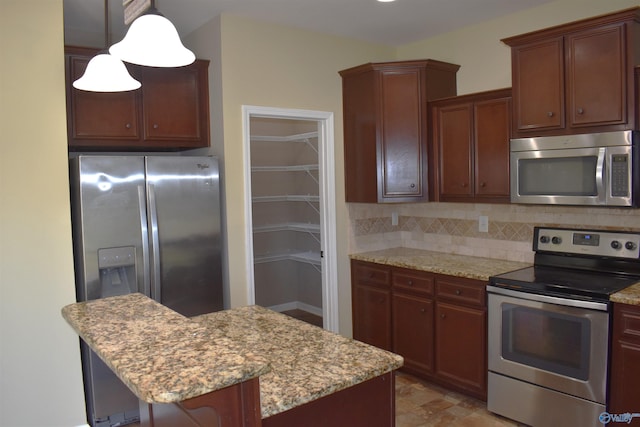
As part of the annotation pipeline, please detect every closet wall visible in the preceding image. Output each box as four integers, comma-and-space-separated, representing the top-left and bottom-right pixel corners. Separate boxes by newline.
250, 117, 322, 318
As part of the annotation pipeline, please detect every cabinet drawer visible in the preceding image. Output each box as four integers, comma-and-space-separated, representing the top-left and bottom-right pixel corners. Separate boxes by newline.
352, 261, 390, 288
392, 269, 434, 296
616, 304, 640, 343
436, 279, 486, 307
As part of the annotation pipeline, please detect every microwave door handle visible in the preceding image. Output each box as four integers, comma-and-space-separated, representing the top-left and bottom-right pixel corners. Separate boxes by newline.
596, 147, 606, 203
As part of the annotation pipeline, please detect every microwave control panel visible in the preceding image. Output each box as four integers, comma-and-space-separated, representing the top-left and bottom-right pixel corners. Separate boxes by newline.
611, 154, 630, 197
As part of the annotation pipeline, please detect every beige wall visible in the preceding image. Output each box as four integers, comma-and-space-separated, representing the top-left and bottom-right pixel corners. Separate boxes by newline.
189, 14, 394, 334
0, 1, 88, 426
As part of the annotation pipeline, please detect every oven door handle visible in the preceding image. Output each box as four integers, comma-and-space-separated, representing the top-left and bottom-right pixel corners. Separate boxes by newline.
486, 285, 609, 311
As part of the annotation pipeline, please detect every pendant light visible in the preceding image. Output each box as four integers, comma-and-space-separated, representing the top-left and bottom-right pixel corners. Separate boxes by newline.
73, 0, 141, 92
109, 1, 195, 68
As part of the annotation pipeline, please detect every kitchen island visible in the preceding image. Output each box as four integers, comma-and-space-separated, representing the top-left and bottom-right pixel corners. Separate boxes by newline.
61, 293, 403, 427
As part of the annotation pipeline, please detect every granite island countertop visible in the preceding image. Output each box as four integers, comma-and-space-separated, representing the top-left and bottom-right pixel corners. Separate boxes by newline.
193, 306, 403, 418
350, 247, 531, 281
62, 293, 403, 418
61, 293, 270, 403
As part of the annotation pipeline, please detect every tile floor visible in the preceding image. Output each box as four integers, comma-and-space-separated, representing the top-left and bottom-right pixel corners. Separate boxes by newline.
395, 372, 523, 427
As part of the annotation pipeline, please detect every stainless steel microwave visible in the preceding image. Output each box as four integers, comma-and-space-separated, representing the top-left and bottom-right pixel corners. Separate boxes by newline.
510, 131, 639, 207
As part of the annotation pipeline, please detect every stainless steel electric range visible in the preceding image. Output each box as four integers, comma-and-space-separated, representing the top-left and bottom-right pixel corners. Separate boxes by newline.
487, 226, 640, 427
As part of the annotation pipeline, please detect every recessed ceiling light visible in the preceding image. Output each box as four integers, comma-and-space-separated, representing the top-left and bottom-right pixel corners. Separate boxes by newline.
377, 0, 396, 2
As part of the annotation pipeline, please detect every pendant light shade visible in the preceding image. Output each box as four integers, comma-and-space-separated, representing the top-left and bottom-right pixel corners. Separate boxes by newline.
109, 9, 196, 67
73, 53, 142, 92
72, 0, 141, 92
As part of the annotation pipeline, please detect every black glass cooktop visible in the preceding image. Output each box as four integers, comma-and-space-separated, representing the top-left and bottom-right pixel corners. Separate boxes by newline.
490, 265, 639, 301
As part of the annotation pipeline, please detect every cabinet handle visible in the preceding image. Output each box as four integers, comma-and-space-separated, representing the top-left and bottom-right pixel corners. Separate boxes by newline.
547, 111, 554, 117
153, 123, 159, 129
125, 123, 131, 129
455, 289, 461, 295
577, 108, 584, 115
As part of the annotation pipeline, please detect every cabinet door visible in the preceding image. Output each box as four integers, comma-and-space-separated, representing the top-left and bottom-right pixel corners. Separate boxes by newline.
567, 24, 626, 128
379, 68, 425, 199
511, 38, 564, 133
66, 55, 140, 145
352, 285, 392, 351
436, 103, 473, 199
435, 302, 487, 399
609, 304, 640, 420
141, 63, 208, 146
474, 97, 511, 199
392, 293, 433, 375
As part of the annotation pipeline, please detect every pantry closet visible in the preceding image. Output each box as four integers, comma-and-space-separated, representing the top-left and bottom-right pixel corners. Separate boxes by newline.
248, 114, 325, 326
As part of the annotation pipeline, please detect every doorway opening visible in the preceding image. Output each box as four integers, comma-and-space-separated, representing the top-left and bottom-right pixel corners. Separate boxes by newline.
242, 106, 338, 332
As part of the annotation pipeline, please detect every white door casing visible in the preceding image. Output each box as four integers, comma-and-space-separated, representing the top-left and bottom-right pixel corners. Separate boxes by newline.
242, 105, 338, 332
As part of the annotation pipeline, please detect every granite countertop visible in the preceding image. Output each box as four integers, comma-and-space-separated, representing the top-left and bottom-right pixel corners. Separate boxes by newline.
62, 294, 403, 417
350, 247, 531, 281
61, 293, 270, 403
350, 247, 640, 304
611, 282, 640, 306
193, 305, 403, 418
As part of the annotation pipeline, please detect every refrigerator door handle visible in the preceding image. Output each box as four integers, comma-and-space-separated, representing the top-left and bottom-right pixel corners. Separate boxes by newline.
147, 183, 162, 303
138, 185, 151, 297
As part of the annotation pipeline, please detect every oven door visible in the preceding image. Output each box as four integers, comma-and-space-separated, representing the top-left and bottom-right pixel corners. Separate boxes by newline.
487, 286, 609, 404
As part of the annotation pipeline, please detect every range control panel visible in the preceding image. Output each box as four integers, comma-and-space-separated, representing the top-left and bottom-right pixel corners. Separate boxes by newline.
534, 227, 640, 259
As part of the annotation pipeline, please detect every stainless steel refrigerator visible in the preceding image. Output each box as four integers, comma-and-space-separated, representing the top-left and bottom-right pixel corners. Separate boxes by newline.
69, 155, 224, 427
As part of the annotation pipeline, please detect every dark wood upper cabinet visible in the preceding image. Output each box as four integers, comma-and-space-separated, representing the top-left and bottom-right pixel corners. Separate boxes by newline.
65, 46, 210, 151
430, 88, 511, 203
340, 60, 459, 203
503, 7, 640, 137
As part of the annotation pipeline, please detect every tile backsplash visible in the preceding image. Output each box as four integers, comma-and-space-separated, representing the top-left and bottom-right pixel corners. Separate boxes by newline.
348, 202, 640, 263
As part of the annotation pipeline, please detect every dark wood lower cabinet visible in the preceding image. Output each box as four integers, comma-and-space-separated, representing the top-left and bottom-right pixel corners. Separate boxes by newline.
263, 372, 395, 427
392, 293, 434, 375
351, 259, 488, 400
140, 372, 396, 427
609, 303, 640, 424
434, 302, 487, 399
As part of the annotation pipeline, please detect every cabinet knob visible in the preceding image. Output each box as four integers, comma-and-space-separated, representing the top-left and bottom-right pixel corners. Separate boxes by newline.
125, 123, 131, 129
407, 280, 413, 286
455, 289, 461, 295
461, 183, 468, 188
577, 108, 584, 115
479, 182, 486, 188
547, 111, 554, 117
378, 298, 385, 304
410, 183, 416, 188
440, 313, 446, 319
420, 308, 426, 313
153, 123, 159, 129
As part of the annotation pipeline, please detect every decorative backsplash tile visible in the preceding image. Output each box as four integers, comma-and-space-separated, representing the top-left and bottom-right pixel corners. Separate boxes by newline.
355, 216, 534, 241
348, 202, 640, 263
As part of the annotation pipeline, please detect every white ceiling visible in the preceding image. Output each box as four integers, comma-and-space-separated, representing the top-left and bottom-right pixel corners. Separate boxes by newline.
64, 0, 555, 48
